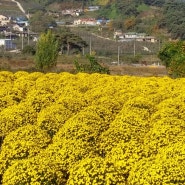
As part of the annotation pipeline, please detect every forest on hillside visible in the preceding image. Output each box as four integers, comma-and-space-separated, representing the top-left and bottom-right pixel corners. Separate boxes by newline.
18, 0, 185, 40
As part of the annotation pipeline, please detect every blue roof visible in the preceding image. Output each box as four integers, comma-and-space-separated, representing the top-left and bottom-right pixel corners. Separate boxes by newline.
16, 16, 28, 21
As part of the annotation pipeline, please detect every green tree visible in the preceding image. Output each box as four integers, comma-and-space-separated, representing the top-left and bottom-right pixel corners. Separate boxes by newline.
35, 30, 59, 71
98, 0, 139, 20
22, 45, 36, 55
160, 1, 185, 40
158, 41, 185, 78
56, 28, 88, 55
29, 11, 57, 33
124, 16, 137, 30
74, 55, 110, 74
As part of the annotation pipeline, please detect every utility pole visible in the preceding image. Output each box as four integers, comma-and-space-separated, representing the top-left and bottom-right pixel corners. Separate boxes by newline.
21, 33, 24, 50
27, 10, 30, 45
118, 46, 120, 65
133, 39, 136, 57
10, 27, 12, 49
82, 0, 85, 12
158, 39, 161, 51
82, 47, 84, 55
27, 26, 29, 45
89, 36, 92, 55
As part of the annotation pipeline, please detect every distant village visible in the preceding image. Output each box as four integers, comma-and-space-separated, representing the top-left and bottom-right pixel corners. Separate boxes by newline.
0, 5, 158, 51
0, 14, 31, 50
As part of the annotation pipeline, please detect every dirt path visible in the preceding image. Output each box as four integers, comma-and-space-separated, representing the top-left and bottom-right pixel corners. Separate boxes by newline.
11, 0, 28, 17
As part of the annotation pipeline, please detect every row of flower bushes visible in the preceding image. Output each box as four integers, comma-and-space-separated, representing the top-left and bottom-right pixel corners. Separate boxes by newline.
0, 71, 185, 184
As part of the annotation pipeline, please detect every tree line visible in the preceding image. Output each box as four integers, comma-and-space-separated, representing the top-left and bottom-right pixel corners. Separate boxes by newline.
34, 29, 185, 78
159, 1, 185, 40
97, 0, 185, 40
33, 29, 109, 74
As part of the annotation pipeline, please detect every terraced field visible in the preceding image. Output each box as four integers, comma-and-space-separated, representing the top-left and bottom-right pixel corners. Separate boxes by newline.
0, 0, 23, 16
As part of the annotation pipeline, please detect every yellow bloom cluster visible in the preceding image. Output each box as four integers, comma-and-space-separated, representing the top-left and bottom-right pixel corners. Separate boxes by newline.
0, 71, 185, 184
0, 124, 51, 174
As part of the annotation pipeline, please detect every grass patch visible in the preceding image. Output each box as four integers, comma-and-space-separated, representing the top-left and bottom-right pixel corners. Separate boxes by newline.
137, 4, 150, 12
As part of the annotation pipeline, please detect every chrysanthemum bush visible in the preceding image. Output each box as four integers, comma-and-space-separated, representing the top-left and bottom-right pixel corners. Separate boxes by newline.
37, 103, 74, 137
128, 142, 185, 185
2, 154, 68, 185
0, 124, 51, 174
67, 157, 126, 185
0, 103, 37, 138
1, 71, 185, 184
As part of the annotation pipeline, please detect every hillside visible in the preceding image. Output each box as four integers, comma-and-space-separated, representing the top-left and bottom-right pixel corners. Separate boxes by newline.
15, 0, 185, 40
0, 0, 24, 17
1, 0, 184, 40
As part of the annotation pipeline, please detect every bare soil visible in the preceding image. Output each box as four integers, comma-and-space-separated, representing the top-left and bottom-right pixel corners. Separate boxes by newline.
109, 64, 168, 76
0, 58, 168, 76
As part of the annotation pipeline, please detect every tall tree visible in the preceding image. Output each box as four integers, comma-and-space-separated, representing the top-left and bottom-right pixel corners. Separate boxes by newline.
158, 41, 185, 78
35, 30, 59, 71
56, 28, 87, 55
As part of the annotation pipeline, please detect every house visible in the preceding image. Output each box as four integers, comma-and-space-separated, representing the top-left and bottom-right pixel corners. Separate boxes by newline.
113, 30, 123, 39
74, 9, 83, 16
96, 19, 109, 25
0, 26, 7, 32
74, 19, 82, 25
61, 9, 74, 16
74, 18, 97, 26
61, 9, 82, 17
0, 15, 8, 21
124, 32, 138, 39
15, 16, 28, 22
115, 31, 158, 43
81, 18, 97, 25
135, 33, 147, 41
0, 15, 10, 25
86, 6, 100, 11
144, 36, 158, 43
15, 16, 29, 26
12, 24, 25, 32
56, 21, 66, 26
0, 39, 16, 49
114, 31, 139, 40
4, 32, 18, 39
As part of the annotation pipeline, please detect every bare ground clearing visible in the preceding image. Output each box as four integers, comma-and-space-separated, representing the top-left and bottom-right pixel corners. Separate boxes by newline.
0, 58, 167, 76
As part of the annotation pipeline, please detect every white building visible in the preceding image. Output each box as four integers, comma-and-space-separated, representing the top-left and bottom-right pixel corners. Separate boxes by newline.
12, 24, 25, 32
0, 15, 10, 25
74, 18, 97, 26
115, 31, 158, 43
113, 30, 123, 39
0, 15, 7, 20
86, 6, 100, 11
124, 32, 138, 39
74, 19, 82, 25
0, 39, 16, 49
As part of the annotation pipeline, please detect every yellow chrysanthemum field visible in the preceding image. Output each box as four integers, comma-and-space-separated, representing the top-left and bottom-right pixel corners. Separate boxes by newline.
0, 71, 185, 185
